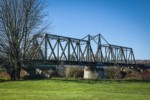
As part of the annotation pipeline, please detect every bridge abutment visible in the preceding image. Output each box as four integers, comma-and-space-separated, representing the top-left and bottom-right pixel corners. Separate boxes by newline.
84, 66, 105, 79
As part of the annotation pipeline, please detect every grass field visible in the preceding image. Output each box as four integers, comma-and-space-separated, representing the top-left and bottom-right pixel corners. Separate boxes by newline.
0, 78, 150, 100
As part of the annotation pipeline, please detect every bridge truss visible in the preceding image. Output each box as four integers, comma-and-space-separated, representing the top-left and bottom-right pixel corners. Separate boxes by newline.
26, 33, 136, 67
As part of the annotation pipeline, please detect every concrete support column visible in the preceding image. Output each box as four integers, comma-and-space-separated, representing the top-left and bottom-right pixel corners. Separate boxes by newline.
84, 66, 105, 79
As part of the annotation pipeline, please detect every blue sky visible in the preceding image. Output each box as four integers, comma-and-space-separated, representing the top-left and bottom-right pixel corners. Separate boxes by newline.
45, 0, 150, 60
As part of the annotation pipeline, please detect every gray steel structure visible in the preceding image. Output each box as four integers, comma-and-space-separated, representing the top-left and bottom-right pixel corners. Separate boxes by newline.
25, 33, 141, 68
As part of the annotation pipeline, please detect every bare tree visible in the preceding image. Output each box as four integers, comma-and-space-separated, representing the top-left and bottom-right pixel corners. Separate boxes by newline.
0, 0, 48, 80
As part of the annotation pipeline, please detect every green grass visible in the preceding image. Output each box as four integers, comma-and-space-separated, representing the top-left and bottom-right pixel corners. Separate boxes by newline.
0, 78, 150, 100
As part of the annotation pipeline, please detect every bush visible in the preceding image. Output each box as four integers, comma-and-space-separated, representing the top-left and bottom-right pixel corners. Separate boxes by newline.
0, 72, 10, 79
74, 67, 84, 78
41, 69, 59, 78
104, 67, 121, 79
42, 70, 54, 78
20, 69, 29, 78
124, 69, 142, 80
65, 66, 75, 77
65, 66, 83, 78
141, 71, 150, 81
57, 68, 65, 77
24, 68, 58, 79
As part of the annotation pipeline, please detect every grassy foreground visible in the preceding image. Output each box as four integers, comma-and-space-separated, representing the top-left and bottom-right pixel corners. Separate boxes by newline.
0, 78, 150, 100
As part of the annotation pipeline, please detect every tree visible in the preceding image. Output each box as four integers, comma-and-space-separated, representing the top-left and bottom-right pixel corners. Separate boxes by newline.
0, 0, 48, 80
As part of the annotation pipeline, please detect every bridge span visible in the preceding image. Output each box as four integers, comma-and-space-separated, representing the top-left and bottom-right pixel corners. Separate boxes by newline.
24, 33, 150, 69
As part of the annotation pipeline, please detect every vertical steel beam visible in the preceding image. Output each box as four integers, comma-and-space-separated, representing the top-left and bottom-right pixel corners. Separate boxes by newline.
68, 39, 70, 61
57, 38, 60, 61
131, 49, 136, 64
45, 34, 47, 60
78, 41, 81, 61
96, 34, 100, 61
87, 35, 90, 62
99, 34, 103, 62
77, 42, 79, 61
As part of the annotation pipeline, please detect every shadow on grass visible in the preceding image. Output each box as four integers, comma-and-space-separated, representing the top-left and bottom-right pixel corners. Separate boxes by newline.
122, 79, 150, 83
1, 77, 150, 83
48, 78, 150, 84
0, 78, 10, 82
0, 75, 47, 83
50, 78, 101, 84
22, 74, 99, 84
23, 75, 47, 80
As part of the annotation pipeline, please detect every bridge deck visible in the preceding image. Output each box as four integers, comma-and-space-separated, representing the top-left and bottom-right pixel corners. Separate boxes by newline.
25, 59, 150, 69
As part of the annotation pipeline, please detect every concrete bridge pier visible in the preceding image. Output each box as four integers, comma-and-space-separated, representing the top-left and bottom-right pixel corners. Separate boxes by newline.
84, 66, 105, 79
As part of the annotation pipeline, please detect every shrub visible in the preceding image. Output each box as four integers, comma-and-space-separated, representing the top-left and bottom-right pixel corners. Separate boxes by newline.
0, 72, 10, 79
20, 69, 29, 78
65, 66, 83, 78
41, 69, 59, 78
141, 71, 150, 81
65, 66, 75, 77
57, 66, 65, 77
42, 70, 54, 78
104, 67, 121, 79
124, 69, 142, 80
74, 67, 84, 78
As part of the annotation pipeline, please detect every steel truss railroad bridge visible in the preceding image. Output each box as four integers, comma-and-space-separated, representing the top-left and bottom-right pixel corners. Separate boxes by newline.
26, 33, 149, 69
